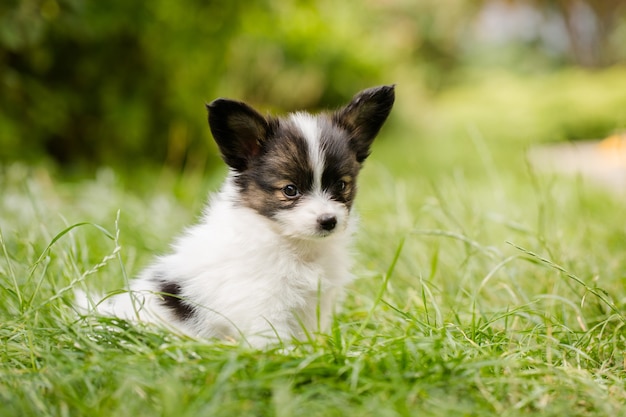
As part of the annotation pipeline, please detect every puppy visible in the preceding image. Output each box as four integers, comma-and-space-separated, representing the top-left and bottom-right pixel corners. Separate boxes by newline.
79, 85, 395, 348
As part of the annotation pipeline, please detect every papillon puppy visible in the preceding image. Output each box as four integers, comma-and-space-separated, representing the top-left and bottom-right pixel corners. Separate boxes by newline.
78, 85, 395, 348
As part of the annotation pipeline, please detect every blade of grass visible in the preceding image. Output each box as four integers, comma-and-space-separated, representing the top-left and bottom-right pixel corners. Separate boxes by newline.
24, 222, 116, 310
413, 229, 500, 259
348, 237, 405, 349
28, 222, 115, 279
0, 228, 22, 307
507, 241, 625, 323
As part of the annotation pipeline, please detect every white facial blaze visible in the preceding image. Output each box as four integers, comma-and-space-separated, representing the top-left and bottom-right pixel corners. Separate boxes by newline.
290, 113, 324, 192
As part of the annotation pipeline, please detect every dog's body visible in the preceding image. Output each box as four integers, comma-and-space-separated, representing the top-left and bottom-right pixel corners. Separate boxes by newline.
80, 85, 394, 348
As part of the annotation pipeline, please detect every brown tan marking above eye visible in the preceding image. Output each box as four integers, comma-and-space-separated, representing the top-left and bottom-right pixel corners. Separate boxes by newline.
338, 176, 353, 192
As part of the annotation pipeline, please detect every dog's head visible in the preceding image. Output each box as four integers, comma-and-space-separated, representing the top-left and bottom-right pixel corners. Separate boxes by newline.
206, 85, 395, 240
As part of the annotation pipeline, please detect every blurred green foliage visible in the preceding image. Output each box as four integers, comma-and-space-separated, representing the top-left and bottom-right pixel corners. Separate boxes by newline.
1, 0, 625, 171
0, 0, 395, 170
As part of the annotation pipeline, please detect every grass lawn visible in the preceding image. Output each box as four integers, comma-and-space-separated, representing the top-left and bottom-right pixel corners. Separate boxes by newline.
1, 73, 626, 416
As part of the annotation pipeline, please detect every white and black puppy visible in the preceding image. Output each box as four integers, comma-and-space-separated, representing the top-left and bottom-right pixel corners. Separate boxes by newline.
79, 85, 395, 348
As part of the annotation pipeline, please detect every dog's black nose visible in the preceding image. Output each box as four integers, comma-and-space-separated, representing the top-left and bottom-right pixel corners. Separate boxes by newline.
318, 214, 337, 231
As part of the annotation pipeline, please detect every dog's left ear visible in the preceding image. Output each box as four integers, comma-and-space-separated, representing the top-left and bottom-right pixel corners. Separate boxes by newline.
333, 85, 395, 163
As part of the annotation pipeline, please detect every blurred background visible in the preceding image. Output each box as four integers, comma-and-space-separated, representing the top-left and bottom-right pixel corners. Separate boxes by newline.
1, 0, 625, 176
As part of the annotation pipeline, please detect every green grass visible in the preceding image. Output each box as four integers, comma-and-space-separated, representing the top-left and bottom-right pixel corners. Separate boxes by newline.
2, 74, 626, 416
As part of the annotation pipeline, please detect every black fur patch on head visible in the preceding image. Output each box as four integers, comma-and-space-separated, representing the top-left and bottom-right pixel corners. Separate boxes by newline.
158, 280, 196, 322
319, 117, 361, 209
235, 118, 315, 217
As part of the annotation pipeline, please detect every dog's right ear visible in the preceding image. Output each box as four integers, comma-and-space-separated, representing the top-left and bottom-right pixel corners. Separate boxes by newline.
206, 99, 269, 172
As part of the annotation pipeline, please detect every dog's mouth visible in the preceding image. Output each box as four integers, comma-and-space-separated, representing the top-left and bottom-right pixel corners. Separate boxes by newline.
279, 224, 341, 241
270, 203, 348, 241
315, 229, 335, 238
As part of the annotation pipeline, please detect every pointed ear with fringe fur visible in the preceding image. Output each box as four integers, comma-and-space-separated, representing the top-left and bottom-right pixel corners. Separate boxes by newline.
333, 85, 395, 163
206, 99, 269, 172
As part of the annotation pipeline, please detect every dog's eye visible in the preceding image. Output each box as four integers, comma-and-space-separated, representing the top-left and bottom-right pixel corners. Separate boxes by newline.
282, 184, 300, 199
337, 180, 346, 191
